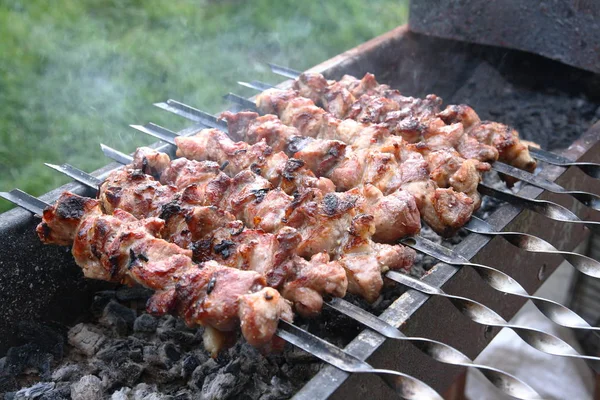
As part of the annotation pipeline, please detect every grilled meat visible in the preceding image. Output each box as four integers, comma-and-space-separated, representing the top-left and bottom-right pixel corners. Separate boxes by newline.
220, 108, 475, 236
96, 165, 349, 316
95, 150, 413, 305
171, 126, 420, 242
292, 71, 536, 174
37, 192, 293, 355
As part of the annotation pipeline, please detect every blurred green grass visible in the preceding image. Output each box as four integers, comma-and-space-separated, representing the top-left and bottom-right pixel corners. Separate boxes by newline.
0, 0, 408, 212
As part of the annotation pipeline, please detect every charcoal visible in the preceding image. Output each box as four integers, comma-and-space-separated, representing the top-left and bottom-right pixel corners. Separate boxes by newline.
51, 364, 84, 382
133, 314, 158, 333
90, 290, 116, 317
157, 330, 198, 345
4, 344, 53, 379
96, 340, 130, 363
188, 359, 220, 391
159, 343, 181, 367
131, 383, 163, 400
16, 322, 64, 359
172, 389, 193, 400
67, 324, 106, 357
110, 387, 130, 400
14, 382, 55, 399
200, 372, 244, 400
100, 361, 144, 388
0, 374, 18, 394
181, 355, 200, 379
142, 345, 161, 366
99, 301, 137, 336
70, 375, 103, 400
116, 286, 153, 302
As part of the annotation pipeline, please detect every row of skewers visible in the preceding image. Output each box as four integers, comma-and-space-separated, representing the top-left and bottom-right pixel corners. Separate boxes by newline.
7, 68, 600, 399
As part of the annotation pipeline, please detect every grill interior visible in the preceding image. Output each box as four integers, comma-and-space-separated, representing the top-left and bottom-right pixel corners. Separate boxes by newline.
1, 26, 600, 399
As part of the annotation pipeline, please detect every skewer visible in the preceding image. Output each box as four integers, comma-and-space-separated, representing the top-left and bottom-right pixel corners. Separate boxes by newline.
477, 184, 600, 235
53, 156, 598, 368
232, 80, 600, 212
402, 235, 600, 332
527, 146, 600, 179
266, 64, 600, 181
2, 188, 444, 400
465, 216, 600, 278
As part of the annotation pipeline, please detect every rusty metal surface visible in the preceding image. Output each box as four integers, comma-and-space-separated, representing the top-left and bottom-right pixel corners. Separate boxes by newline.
409, 0, 600, 74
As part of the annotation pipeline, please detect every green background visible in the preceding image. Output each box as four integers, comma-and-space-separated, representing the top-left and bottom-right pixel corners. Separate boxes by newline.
0, 0, 408, 212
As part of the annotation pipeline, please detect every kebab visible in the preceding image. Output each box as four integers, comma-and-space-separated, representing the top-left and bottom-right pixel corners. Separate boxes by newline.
248, 89, 489, 204
292, 71, 536, 174
173, 109, 476, 237
36, 191, 292, 357
97, 148, 415, 304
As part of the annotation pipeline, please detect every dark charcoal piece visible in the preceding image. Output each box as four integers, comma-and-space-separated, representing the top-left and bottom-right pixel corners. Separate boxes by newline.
133, 314, 158, 333
4, 343, 53, 378
99, 301, 137, 336
89, 290, 116, 317
0, 374, 18, 393
115, 286, 153, 302
181, 354, 201, 380
16, 321, 65, 360
159, 342, 181, 368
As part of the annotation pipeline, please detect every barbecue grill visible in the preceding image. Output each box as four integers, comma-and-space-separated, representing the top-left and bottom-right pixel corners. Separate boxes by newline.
2, 12, 600, 400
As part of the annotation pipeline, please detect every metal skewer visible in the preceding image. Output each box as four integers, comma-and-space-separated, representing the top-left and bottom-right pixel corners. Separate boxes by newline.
402, 235, 599, 332
2, 189, 443, 400
50, 154, 544, 399
528, 146, 600, 180
465, 216, 600, 278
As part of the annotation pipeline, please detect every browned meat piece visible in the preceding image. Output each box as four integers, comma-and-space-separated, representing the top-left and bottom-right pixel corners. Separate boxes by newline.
160, 158, 224, 189
99, 169, 179, 219
337, 213, 415, 302
132, 146, 171, 179
238, 286, 293, 348
220, 111, 297, 153
37, 192, 101, 246
281, 253, 348, 317
349, 185, 421, 243
469, 121, 537, 173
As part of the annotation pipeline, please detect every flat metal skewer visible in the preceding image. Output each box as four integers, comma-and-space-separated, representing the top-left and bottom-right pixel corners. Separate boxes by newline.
528, 146, 600, 180
402, 235, 599, 332
465, 216, 600, 278
97, 143, 543, 399
3, 188, 443, 400
385, 270, 600, 366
